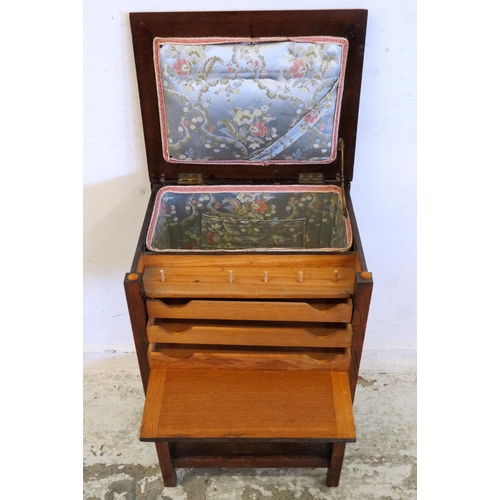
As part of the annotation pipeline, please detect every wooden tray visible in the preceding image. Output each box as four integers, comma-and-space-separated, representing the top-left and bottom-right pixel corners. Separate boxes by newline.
146, 298, 352, 322
140, 368, 356, 441
147, 318, 352, 347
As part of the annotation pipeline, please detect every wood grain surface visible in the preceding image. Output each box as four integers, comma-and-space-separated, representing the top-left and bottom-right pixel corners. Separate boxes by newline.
146, 298, 352, 323
140, 368, 356, 441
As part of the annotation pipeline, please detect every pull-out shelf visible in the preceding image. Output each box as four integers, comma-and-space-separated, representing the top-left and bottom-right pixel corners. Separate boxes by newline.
147, 318, 353, 347
146, 298, 353, 323
140, 368, 356, 441
139, 368, 357, 487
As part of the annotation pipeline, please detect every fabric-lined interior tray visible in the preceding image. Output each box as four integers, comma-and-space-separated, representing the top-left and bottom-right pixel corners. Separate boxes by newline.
146, 185, 352, 252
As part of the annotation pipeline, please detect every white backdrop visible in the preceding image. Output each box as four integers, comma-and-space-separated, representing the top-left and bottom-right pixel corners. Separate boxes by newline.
83, 0, 416, 353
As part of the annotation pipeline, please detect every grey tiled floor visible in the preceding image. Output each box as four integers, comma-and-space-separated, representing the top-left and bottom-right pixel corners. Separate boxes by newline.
83, 351, 416, 499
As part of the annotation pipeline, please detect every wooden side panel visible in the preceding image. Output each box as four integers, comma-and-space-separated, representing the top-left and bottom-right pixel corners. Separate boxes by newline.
130, 189, 159, 273
345, 189, 373, 399
124, 273, 150, 393
349, 275, 373, 399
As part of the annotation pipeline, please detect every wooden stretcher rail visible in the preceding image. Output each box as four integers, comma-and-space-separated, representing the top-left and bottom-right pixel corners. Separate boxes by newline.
171, 452, 331, 469
169, 441, 333, 466
169, 441, 333, 468
146, 298, 352, 323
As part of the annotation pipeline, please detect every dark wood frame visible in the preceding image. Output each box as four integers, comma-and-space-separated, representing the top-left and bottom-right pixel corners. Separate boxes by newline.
124, 10, 372, 488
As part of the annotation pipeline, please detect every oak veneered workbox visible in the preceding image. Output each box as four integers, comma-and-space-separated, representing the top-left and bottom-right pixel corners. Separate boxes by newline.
124, 9, 372, 487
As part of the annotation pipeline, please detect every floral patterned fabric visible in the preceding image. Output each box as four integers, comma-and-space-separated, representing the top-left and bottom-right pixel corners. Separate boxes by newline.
146, 186, 352, 252
201, 215, 307, 250
153, 37, 348, 165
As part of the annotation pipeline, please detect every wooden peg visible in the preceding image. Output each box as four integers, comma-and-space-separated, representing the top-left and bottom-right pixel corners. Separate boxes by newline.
298, 271, 304, 283
333, 270, 339, 282
360, 271, 372, 280
127, 273, 139, 282
159, 269, 165, 282
264, 271, 268, 283
229, 270, 234, 283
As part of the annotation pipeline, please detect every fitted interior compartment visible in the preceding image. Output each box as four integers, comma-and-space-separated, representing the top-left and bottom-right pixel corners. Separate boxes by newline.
146, 185, 352, 252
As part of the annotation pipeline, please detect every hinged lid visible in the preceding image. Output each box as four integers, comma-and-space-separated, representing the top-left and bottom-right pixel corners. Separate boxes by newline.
130, 10, 367, 184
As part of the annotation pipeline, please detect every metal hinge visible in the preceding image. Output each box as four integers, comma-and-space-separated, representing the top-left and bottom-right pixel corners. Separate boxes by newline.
298, 173, 324, 184
177, 173, 204, 185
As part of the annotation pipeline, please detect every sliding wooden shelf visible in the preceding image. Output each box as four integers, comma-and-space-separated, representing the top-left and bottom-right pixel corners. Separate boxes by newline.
146, 298, 353, 323
148, 343, 351, 371
147, 318, 353, 347
140, 368, 356, 442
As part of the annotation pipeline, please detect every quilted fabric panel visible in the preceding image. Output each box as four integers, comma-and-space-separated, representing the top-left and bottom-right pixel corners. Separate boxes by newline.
153, 37, 348, 165
200, 215, 307, 250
